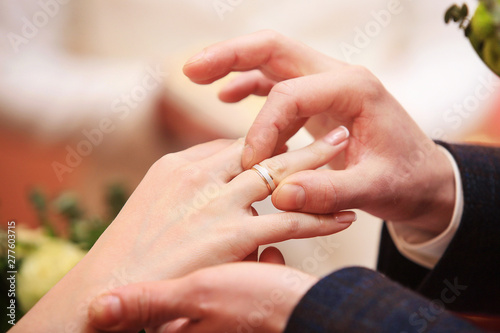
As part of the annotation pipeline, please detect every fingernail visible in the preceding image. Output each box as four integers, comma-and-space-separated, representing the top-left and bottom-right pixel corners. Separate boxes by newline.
242, 144, 255, 169
88, 294, 122, 327
334, 211, 357, 224
276, 184, 306, 210
185, 49, 206, 65
323, 126, 349, 146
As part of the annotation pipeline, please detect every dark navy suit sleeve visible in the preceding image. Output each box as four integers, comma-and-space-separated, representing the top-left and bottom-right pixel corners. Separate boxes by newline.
284, 267, 481, 333
284, 143, 499, 333
378, 143, 500, 315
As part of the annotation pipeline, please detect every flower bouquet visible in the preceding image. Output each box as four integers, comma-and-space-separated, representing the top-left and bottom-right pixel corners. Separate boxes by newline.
0, 184, 128, 331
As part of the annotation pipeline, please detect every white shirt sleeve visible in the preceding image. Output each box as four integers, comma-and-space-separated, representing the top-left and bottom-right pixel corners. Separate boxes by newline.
386, 146, 464, 269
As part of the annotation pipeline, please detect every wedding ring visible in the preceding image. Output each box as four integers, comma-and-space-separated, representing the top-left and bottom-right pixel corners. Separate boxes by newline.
251, 164, 276, 194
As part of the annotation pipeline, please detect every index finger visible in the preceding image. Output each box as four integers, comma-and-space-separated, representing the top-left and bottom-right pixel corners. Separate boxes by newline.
231, 125, 350, 205
242, 66, 370, 169
183, 30, 339, 84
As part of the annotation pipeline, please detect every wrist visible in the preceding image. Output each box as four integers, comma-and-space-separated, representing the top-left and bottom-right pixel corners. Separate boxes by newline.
395, 143, 456, 237
13, 220, 182, 332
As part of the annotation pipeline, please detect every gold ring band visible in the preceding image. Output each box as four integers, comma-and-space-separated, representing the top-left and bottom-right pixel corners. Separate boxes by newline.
251, 164, 276, 194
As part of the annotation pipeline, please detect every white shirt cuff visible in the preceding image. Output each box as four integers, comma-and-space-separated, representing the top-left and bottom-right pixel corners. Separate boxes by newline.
386, 146, 464, 269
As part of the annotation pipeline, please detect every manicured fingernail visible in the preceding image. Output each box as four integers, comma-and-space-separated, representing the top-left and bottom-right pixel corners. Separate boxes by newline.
185, 49, 206, 65
242, 144, 255, 169
88, 294, 122, 327
276, 184, 306, 210
334, 211, 357, 224
324, 126, 349, 146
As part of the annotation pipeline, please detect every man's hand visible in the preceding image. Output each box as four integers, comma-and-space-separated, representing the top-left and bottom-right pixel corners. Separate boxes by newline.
183, 30, 456, 236
88, 250, 317, 333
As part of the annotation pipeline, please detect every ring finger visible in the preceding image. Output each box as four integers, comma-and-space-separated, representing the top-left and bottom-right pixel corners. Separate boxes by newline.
228, 125, 350, 206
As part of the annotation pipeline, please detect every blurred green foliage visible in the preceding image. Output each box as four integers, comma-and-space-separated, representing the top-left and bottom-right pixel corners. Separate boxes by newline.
1, 183, 129, 332
446, 1, 500, 76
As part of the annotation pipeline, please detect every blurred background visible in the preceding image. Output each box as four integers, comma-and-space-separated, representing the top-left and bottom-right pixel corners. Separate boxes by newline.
1, 0, 500, 315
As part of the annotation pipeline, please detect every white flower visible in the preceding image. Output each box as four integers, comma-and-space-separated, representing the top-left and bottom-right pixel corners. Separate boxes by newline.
17, 238, 86, 312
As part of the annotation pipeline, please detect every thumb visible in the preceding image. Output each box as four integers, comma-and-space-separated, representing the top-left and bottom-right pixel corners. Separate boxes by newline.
88, 280, 195, 332
272, 168, 373, 214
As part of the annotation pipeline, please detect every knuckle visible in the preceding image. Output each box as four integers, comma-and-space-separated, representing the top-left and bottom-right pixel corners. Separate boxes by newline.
292, 170, 340, 213
307, 142, 326, 160
250, 118, 278, 148
262, 157, 287, 178
316, 177, 340, 213
186, 273, 207, 296
184, 274, 213, 317
257, 29, 283, 44
347, 65, 384, 102
348, 64, 371, 77
134, 286, 154, 327
154, 155, 170, 168
271, 80, 296, 99
180, 164, 206, 187
315, 214, 330, 226
280, 214, 301, 235
268, 81, 300, 131
153, 153, 182, 170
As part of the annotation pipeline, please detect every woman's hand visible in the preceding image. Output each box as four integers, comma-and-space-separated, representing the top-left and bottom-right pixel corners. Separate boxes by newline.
12, 127, 354, 332
88, 259, 317, 333
183, 30, 456, 236
97, 125, 353, 281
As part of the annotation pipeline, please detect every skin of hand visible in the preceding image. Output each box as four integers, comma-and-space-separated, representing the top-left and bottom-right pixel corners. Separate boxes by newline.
11, 128, 355, 332
183, 30, 456, 236
88, 248, 317, 333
